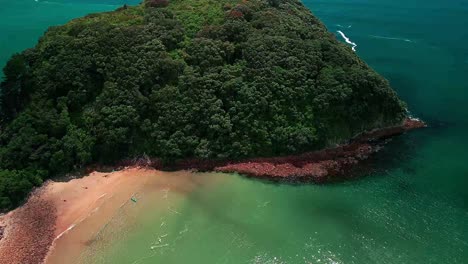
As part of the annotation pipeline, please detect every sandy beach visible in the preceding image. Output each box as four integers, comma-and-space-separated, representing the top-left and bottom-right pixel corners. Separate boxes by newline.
0, 168, 157, 264
0, 167, 221, 264
0, 119, 425, 264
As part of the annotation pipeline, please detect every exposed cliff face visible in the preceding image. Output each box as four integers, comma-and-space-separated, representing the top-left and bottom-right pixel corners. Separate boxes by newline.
0, 0, 407, 209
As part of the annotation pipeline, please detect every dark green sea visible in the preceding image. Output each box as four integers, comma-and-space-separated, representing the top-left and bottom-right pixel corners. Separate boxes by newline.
1, 0, 468, 263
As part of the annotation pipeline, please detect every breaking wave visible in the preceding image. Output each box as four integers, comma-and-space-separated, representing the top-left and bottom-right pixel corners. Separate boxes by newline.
337, 30, 357, 51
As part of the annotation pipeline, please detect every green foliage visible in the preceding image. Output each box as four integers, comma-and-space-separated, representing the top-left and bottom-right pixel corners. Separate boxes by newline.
0, 170, 45, 209
146, 0, 170, 8
168, 0, 239, 36
0, 0, 407, 210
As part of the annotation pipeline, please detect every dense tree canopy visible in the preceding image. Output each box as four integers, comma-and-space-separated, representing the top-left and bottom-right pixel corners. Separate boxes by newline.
0, 0, 406, 209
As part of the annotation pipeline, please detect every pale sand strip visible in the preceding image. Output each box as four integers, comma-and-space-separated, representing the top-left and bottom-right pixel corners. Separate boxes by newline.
0, 167, 157, 264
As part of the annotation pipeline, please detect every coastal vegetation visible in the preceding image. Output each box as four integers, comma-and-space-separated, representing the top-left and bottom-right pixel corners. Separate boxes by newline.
0, 0, 406, 209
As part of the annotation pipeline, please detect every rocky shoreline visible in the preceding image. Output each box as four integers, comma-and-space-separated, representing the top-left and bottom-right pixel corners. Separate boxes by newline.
116, 118, 425, 182
0, 169, 159, 264
214, 118, 426, 181
0, 118, 424, 264
0, 188, 56, 264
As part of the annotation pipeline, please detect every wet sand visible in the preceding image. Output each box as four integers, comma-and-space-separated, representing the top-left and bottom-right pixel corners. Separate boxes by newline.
45, 168, 160, 264
0, 167, 220, 264
46, 169, 217, 264
0, 119, 425, 263
0, 168, 162, 264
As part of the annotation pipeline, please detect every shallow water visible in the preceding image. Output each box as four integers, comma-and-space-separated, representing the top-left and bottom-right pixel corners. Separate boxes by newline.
1, 0, 468, 263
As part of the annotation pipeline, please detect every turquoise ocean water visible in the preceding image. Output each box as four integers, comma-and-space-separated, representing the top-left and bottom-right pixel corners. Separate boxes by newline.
1, 0, 468, 263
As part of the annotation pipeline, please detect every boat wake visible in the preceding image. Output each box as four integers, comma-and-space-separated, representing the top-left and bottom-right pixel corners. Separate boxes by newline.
370, 35, 413, 43
337, 24, 352, 29
337, 30, 357, 51
34, 0, 119, 7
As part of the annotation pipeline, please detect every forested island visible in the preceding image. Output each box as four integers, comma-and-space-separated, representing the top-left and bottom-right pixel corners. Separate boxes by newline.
0, 0, 411, 210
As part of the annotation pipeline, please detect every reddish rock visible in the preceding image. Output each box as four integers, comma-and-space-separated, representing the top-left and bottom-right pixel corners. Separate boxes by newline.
214, 118, 425, 181
97, 118, 425, 182
0, 193, 56, 264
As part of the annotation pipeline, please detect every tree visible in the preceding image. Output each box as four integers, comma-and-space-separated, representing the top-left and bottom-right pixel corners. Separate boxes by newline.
146, 0, 169, 8
0, 0, 406, 210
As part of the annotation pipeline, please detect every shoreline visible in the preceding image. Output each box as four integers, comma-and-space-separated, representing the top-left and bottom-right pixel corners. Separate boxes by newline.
118, 117, 426, 181
214, 118, 426, 181
0, 118, 425, 263
0, 187, 56, 264
79, 118, 425, 180
0, 168, 157, 264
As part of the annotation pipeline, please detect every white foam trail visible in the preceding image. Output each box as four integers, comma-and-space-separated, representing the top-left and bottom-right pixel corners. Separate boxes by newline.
370, 35, 412, 43
91, 206, 101, 213
36, 0, 120, 7
179, 225, 188, 234
150, 244, 169, 249
337, 30, 357, 51
168, 206, 181, 215
336, 24, 352, 29
55, 224, 76, 240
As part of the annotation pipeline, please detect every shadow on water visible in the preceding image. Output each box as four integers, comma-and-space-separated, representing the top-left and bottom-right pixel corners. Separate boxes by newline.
288, 193, 403, 262
292, 194, 372, 231
387, 72, 422, 111
331, 121, 452, 185
365, 121, 452, 172
137, 189, 290, 263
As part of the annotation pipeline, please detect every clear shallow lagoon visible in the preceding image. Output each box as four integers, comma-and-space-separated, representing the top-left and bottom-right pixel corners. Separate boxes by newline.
1, 0, 468, 263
